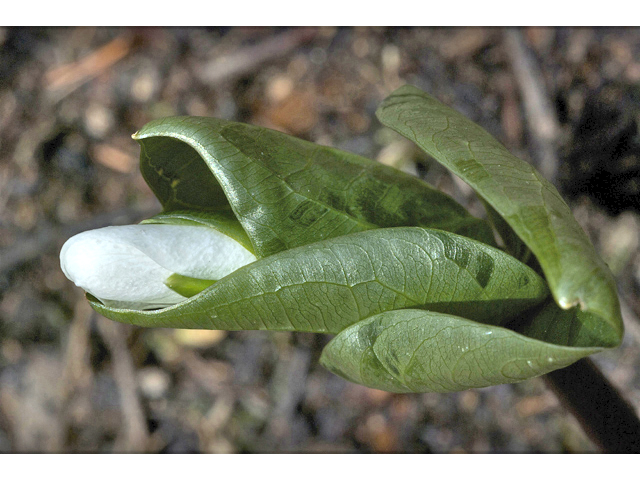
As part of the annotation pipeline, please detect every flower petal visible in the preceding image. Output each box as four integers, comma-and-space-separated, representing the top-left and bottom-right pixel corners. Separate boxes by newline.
60, 224, 256, 309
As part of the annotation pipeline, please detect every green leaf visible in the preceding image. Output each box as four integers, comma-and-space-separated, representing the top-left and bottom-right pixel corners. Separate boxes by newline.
376, 85, 623, 348
134, 116, 496, 258
91, 227, 548, 334
320, 309, 601, 393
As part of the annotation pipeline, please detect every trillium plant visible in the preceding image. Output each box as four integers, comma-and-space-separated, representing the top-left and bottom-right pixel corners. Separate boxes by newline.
61, 85, 623, 395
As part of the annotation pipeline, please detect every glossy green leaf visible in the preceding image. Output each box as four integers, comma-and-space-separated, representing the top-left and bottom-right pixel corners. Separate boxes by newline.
134, 116, 495, 257
376, 85, 623, 348
320, 309, 601, 393
91, 227, 548, 334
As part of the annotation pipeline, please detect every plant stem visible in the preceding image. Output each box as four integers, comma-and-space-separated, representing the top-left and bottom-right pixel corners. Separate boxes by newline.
544, 358, 640, 452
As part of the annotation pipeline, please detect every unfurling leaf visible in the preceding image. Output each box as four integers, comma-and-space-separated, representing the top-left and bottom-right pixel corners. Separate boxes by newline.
90, 227, 548, 333
134, 116, 496, 256
320, 309, 600, 393
376, 85, 623, 347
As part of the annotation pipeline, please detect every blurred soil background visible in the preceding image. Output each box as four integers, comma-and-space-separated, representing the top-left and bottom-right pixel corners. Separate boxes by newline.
1, 26, 640, 453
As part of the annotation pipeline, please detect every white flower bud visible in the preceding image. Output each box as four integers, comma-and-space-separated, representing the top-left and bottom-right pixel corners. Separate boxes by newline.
60, 224, 256, 310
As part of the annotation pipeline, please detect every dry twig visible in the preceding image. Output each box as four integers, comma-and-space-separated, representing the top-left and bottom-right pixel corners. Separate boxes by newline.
97, 317, 149, 452
198, 28, 318, 85
504, 28, 561, 184
44, 35, 133, 101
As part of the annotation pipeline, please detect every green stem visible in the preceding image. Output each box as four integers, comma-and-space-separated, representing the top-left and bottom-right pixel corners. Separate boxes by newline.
544, 358, 640, 452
